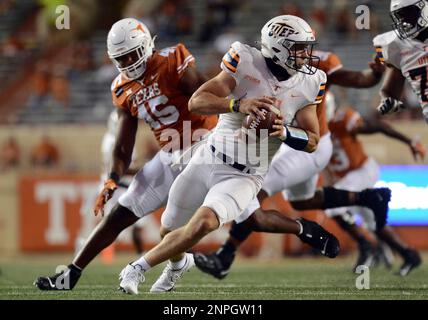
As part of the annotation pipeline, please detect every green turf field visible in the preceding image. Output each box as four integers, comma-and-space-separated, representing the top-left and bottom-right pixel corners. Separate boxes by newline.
1, 253, 427, 300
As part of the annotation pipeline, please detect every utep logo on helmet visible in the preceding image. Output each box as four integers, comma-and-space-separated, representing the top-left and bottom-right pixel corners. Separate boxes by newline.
268, 22, 298, 37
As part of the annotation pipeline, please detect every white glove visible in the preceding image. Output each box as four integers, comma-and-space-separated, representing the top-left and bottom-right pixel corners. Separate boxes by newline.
377, 97, 405, 115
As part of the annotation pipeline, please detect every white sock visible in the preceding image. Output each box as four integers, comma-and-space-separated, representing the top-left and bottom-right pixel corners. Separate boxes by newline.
296, 220, 303, 235
170, 255, 187, 270
131, 256, 151, 272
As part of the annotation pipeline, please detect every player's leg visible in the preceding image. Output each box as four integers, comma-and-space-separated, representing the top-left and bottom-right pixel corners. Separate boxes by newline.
34, 151, 176, 291
326, 206, 375, 272
119, 163, 263, 294
290, 186, 391, 231
375, 225, 421, 276
132, 225, 144, 254
194, 135, 334, 278
290, 158, 391, 230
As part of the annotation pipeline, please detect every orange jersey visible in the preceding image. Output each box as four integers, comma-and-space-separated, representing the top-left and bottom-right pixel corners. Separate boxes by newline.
111, 43, 217, 149
313, 50, 343, 136
328, 107, 368, 178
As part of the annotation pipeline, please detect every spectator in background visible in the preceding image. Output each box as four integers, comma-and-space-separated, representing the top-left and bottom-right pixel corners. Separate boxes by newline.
49, 68, 70, 109
205, 27, 244, 78
72, 42, 93, 74
122, 0, 158, 31
309, 0, 328, 38
27, 61, 50, 110
30, 135, 60, 168
95, 54, 117, 83
199, 0, 238, 43
333, 4, 358, 40
0, 137, 20, 170
279, 3, 304, 18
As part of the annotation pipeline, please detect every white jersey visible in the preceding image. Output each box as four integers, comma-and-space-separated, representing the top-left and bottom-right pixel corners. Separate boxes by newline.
208, 41, 327, 175
374, 31, 428, 119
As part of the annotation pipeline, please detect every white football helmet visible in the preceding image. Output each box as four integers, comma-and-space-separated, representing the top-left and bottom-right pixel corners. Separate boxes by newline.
390, 0, 428, 39
260, 15, 319, 75
107, 18, 155, 80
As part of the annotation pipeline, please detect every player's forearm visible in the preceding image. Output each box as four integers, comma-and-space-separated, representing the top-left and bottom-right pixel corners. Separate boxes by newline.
109, 147, 133, 181
303, 130, 319, 153
377, 122, 411, 145
380, 87, 402, 101
356, 69, 383, 87
281, 126, 319, 153
344, 69, 381, 88
359, 119, 411, 145
189, 92, 232, 115
329, 69, 381, 88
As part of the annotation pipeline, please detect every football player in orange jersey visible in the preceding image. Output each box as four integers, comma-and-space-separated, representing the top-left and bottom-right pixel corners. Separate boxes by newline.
34, 18, 217, 291
325, 92, 425, 276
193, 51, 395, 280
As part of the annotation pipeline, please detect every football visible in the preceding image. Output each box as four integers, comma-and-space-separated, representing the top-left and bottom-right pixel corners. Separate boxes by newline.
242, 106, 281, 137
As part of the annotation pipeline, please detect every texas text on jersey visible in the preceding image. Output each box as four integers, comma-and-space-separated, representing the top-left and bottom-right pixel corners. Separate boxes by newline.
111, 43, 217, 149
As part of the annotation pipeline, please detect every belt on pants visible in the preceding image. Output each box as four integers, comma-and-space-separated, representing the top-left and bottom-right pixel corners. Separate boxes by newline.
210, 145, 255, 174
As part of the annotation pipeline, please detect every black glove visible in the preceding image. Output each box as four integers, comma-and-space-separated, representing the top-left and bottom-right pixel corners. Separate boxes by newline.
377, 97, 405, 115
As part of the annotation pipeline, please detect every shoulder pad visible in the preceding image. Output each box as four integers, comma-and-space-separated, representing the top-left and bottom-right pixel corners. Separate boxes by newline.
373, 31, 398, 47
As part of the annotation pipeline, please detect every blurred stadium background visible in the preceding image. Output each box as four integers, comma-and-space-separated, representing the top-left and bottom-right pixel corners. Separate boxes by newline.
0, 0, 428, 289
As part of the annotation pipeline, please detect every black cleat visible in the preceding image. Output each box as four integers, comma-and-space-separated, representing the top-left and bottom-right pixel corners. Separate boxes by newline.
353, 241, 375, 273
194, 252, 234, 280
34, 265, 81, 291
397, 249, 422, 277
359, 188, 391, 231
297, 218, 340, 258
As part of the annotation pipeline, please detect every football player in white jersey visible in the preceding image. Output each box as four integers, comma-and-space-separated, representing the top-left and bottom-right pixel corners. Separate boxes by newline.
117, 15, 340, 295
375, 0, 428, 123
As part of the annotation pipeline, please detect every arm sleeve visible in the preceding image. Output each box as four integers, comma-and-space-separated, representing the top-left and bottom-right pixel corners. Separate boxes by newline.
325, 52, 343, 76
308, 70, 327, 105
168, 43, 196, 82
111, 75, 129, 110
373, 32, 400, 69
343, 108, 364, 133
220, 41, 247, 86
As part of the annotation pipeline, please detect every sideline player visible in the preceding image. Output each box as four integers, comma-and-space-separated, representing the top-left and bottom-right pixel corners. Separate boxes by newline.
325, 93, 425, 276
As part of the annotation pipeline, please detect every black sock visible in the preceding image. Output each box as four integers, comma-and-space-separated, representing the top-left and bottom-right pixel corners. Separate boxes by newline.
229, 221, 253, 242
217, 241, 236, 259
68, 264, 82, 275
322, 187, 351, 209
356, 236, 371, 250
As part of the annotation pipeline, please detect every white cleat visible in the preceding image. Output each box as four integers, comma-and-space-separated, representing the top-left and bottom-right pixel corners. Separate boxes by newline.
150, 253, 195, 293
118, 264, 145, 295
